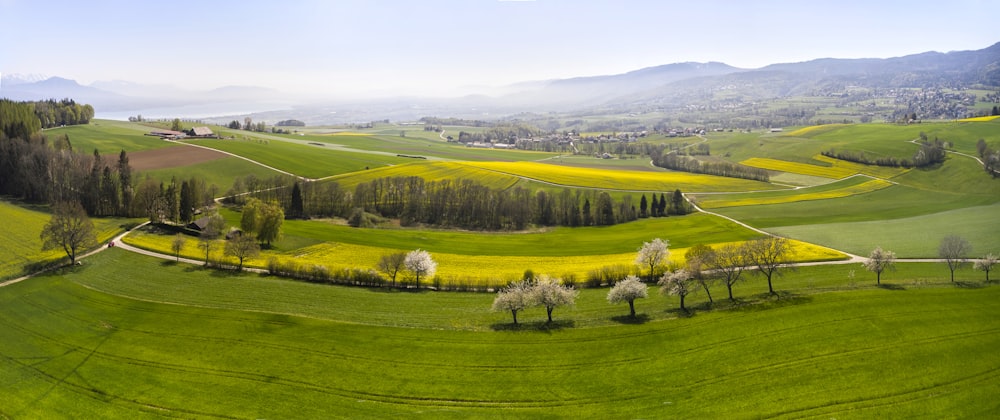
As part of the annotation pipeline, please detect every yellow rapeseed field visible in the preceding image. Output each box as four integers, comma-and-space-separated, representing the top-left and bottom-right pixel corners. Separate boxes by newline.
696, 178, 893, 209
122, 232, 846, 287
742, 156, 908, 180
811, 154, 910, 179
326, 162, 522, 190
957, 116, 1000, 122
741, 157, 856, 179
462, 161, 775, 192
782, 124, 848, 137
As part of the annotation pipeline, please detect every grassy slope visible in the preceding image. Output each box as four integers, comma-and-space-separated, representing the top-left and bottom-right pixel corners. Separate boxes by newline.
0, 250, 997, 418
183, 138, 414, 179
44, 120, 172, 154
0, 200, 135, 280
138, 156, 283, 193
770, 202, 1000, 258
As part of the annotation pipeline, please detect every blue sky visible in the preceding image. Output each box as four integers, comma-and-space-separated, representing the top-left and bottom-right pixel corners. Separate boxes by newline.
1, 0, 998, 98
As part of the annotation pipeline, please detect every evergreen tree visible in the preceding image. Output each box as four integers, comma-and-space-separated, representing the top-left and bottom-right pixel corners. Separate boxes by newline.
290, 182, 304, 219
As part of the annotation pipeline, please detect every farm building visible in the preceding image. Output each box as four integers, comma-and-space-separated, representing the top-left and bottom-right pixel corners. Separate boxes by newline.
186, 216, 212, 232
189, 127, 215, 137
147, 129, 186, 139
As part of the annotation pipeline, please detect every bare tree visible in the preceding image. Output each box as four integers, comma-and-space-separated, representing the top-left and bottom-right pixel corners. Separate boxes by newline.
40, 201, 97, 266
974, 254, 998, 283
939, 235, 971, 282
492, 280, 533, 325
532, 275, 578, 323
745, 236, 790, 295
635, 238, 669, 282
659, 269, 693, 312
685, 243, 716, 304
225, 234, 260, 271
377, 252, 407, 287
607, 275, 648, 317
171, 234, 186, 261
404, 249, 437, 288
710, 243, 750, 302
863, 246, 896, 285
197, 213, 226, 266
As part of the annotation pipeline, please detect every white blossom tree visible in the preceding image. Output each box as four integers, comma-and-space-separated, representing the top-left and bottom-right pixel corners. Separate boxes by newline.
635, 238, 670, 282
492, 280, 534, 325
532, 275, 579, 323
659, 269, 693, 312
863, 246, 896, 285
405, 249, 437, 288
608, 275, 648, 317
974, 254, 998, 283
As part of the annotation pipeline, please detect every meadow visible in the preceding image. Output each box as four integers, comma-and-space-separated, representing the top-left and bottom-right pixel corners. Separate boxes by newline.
3, 118, 1000, 417
121, 212, 846, 286
0, 250, 996, 418
693, 176, 893, 209
0, 199, 134, 281
183, 138, 414, 179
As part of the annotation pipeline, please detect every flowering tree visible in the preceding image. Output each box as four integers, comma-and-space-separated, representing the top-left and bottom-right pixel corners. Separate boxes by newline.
635, 238, 669, 282
659, 269, 693, 312
492, 280, 534, 325
404, 249, 437, 288
532, 275, 579, 323
863, 246, 896, 285
974, 254, 997, 283
607, 275, 648, 317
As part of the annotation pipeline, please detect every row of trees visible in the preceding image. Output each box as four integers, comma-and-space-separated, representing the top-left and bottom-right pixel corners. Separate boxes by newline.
651, 150, 770, 182
822, 138, 947, 169
29, 98, 94, 129
0, 130, 139, 216
491, 276, 579, 324
977, 138, 1000, 177
864, 235, 997, 284
233, 174, 692, 231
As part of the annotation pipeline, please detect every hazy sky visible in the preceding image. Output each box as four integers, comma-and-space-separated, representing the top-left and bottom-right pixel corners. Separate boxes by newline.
2, 0, 998, 98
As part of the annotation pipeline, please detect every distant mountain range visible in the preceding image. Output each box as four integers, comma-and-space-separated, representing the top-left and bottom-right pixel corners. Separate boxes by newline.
3, 41, 998, 123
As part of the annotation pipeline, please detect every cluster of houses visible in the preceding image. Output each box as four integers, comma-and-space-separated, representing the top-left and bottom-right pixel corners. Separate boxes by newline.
146, 126, 218, 140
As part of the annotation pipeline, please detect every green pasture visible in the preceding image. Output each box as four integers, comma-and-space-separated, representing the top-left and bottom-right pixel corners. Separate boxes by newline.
769, 202, 1000, 258
254, 127, 558, 162
0, 199, 137, 280
43, 120, 171, 154
138, 156, 284, 192
182, 138, 412, 179
691, 175, 882, 209
0, 250, 997, 418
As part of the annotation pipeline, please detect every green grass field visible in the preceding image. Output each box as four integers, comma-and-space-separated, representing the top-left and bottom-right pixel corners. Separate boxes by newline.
44, 120, 171, 154
1, 250, 997, 418
183, 138, 414, 179
138, 156, 285, 193
0, 200, 135, 280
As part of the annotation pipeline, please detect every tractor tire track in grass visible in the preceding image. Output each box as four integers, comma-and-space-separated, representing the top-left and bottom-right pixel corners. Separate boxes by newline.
774, 365, 1000, 419
683, 327, 1000, 391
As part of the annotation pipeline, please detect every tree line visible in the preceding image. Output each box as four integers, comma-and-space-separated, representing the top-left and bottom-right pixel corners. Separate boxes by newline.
650, 147, 769, 182
232, 174, 691, 231
977, 138, 1000, 177
822, 137, 947, 169
26, 98, 94, 129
